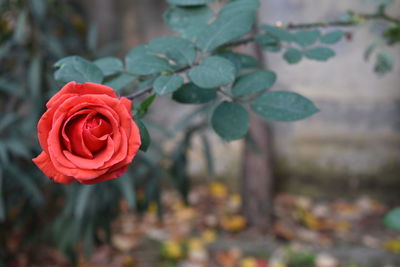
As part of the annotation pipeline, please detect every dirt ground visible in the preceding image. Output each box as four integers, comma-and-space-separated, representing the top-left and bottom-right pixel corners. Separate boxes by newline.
9, 182, 400, 267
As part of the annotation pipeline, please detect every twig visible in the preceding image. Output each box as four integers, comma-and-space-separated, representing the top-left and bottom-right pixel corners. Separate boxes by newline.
124, 86, 153, 99
124, 66, 191, 100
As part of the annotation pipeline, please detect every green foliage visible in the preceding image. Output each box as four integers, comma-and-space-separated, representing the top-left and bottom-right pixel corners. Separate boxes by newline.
304, 47, 336, 61
374, 51, 393, 75
255, 33, 281, 52
188, 56, 236, 88
94, 57, 123, 76
134, 94, 156, 119
320, 30, 345, 44
383, 24, 400, 45
147, 37, 197, 68
163, 6, 214, 39
104, 73, 136, 92
287, 250, 315, 267
125, 46, 172, 75
54, 56, 104, 84
257, 25, 342, 64
283, 48, 303, 64
153, 74, 184, 95
195, 0, 259, 51
293, 29, 320, 47
231, 70, 276, 97
211, 101, 249, 141
384, 207, 400, 231
167, 0, 215, 6
135, 119, 151, 152
172, 83, 217, 104
261, 24, 293, 42
251, 91, 319, 121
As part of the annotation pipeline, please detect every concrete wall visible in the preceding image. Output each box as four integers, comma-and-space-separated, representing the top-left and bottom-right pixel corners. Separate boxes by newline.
258, 0, 400, 193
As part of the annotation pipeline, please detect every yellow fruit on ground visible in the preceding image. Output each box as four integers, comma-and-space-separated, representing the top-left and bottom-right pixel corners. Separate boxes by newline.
161, 240, 183, 260
221, 215, 246, 232
240, 257, 257, 267
201, 229, 217, 243
209, 181, 228, 199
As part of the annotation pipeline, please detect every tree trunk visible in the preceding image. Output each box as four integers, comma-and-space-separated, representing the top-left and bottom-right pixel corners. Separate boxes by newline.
240, 36, 274, 232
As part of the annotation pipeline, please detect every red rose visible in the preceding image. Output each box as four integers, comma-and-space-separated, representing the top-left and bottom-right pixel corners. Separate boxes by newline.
32, 82, 141, 184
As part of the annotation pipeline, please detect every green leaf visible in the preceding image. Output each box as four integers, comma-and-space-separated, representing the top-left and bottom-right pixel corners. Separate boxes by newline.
172, 83, 217, 104
54, 56, 104, 84
236, 53, 260, 69
293, 29, 320, 47
28, 55, 42, 98
29, 0, 47, 20
211, 101, 249, 141
0, 143, 9, 166
0, 168, 4, 221
283, 48, 303, 64
125, 46, 172, 75
135, 119, 151, 152
251, 91, 319, 121
163, 6, 214, 39
188, 56, 236, 88
6, 165, 43, 206
217, 51, 261, 72
255, 33, 281, 52
261, 24, 293, 42
0, 78, 24, 96
167, 0, 215, 6
383, 24, 400, 44
104, 73, 136, 92
0, 114, 18, 132
13, 10, 27, 44
217, 51, 242, 75
195, 0, 259, 51
320, 30, 345, 44
94, 57, 123, 76
147, 37, 196, 67
201, 135, 214, 175
232, 70, 276, 97
75, 186, 94, 220
374, 52, 393, 75
364, 42, 379, 61
135, 94, 156, 118
116, 174, 136, 209
153, 74, 184, 95
384, 207, 400, 231
304, 47, 335, 61
87, 24, 98, 51
6, 139, 31, 158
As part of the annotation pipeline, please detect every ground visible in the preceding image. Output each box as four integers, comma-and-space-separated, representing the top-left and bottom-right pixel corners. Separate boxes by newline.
12, 182, 400, 267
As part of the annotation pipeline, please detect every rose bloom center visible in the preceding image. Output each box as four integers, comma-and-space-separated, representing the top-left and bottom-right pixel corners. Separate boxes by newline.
62, 110, 112, 159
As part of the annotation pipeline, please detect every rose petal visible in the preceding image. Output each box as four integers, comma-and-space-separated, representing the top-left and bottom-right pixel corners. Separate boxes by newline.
77, 165, 129, 185
62, 109, 94, 156
32, 152, 74, 184
48, 115, 109, 179
120, 97, 132, 114
38, 94, 75, 153
64, 136, 115, 169
82, 115, 112, 152
47, 82, 117, 108
104, 120, 141, 171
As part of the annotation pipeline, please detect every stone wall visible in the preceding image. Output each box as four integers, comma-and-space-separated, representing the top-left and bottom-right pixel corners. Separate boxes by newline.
258, 0, 400, 197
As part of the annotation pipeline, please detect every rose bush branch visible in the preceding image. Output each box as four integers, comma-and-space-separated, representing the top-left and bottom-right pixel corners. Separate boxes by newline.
123, 7, 399, 102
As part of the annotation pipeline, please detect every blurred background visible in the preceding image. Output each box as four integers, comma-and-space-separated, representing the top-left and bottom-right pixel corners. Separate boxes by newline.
0, 0, 399, 266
